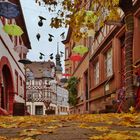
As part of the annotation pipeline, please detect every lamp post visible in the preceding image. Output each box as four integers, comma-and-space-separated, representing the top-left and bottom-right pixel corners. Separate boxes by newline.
18, 58, 32, 115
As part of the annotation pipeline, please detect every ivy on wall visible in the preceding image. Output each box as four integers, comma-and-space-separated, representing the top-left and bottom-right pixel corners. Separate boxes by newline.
67, 76, 79, 106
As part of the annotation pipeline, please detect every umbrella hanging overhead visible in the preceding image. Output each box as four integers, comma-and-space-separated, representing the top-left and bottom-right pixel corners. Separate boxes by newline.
72, 45, 88, 55
3, 24, 24, 36
0, 1, 20, 19
84, 11, 98, 25
18, 58, 32, 65
14, 45, 29, 54
70, 54, 82, 62
62, 73, 72, 77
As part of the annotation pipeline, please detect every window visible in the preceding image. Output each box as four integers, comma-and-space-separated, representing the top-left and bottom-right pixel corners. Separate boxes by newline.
35, 106, 43, 115
105, 48, 113, 77
94, 61, 99, 85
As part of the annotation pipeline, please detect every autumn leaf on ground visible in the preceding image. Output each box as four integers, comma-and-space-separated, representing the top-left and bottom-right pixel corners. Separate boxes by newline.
50, 119, 59, 123
93, 126, 109, 132
0, 136, 7, 140
107, 121, 113, 125
22, 138, 35, 140
129, 106, 135, 114
19, 129, 48, 137
89, 130, 140, 140
17, 122, 34, 128
89, 135, 104, 140
118, 121, 134, 127
118, 114, 138, 127
10, 137, 34, 140
47, 125, 59, 129
0, 123, 17, 128
129, 131, 140, 137
78, 123, 93, 129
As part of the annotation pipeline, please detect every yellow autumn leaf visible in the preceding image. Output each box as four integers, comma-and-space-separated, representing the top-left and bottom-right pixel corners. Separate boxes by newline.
78, 123, 93, 129
118, 121, 134, 127
129, 106, 135, 113
0, 136, 7, 140
20, 129, 48, 137
10, 138, 31, 140
107, 121, 113, 125
105, 132, 137, 140
93, 126, 109, 132
22, 138, 35, 140
0, 123, 17, 128
107, 8, 121, 22
90, 135, 104, 140
47, 125, 59, 129
90, 130, 140, 140
50, 119, 59, 123
112, 0, 120, 6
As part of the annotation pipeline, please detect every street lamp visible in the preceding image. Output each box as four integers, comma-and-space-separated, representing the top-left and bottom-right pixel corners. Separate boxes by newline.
18, 58, 32, 64
18, 58, 32, 115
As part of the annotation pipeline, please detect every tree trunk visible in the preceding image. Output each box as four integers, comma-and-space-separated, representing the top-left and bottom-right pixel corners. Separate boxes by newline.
119, 0, 135, 111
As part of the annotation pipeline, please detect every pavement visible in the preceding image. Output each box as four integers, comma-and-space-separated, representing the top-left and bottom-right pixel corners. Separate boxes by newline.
0, 113, 140, 140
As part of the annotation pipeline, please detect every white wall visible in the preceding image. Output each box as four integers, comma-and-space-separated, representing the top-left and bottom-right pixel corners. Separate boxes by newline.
0, 20, 25, 101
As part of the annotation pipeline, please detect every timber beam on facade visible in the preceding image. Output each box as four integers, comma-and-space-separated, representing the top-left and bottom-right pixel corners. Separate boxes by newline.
89, 26, 122, 62
133, 1, 140, 16
76, 102, 84, 107
90, 0, 139, 63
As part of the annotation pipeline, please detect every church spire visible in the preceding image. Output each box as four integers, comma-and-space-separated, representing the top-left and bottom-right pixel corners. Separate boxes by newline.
55, 42, 62, 73
57, 42, 59, 54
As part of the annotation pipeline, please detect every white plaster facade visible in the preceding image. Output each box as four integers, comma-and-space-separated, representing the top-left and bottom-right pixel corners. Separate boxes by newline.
0, 14, 30, 115
56, 85, 69, 115
0, 20, 25, 97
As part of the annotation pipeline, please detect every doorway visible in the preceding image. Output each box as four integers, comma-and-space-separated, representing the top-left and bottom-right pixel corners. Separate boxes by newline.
1, 65, 14, 112
35, 105, 43, 115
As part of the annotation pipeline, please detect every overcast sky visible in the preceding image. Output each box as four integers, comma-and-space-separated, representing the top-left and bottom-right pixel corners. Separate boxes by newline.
20, 0, 67, 70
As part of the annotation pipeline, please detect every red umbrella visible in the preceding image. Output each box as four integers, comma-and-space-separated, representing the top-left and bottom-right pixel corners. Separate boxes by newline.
70, 55, 82, 62
62, 73, 72, 77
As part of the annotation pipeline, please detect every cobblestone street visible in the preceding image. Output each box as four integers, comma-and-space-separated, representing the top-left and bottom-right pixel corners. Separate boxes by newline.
0, 113, 140, 140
